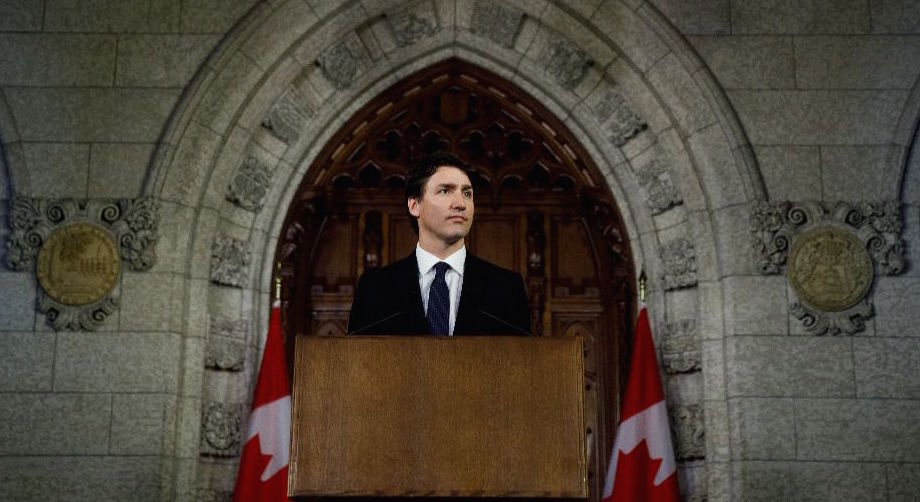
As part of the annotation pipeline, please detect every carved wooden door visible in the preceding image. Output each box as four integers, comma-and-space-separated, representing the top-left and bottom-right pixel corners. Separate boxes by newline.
276, 59, 635, 502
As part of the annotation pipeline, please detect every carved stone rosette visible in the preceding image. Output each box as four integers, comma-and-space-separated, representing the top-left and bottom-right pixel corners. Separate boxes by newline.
539, 32, 591, 90
750, 200, 906, 335
660, 238, 698, 290
387, 8, 437, 47
590, 85, 647, 147
662, 320, 700, 374
317, 33, 369, 90
205, 315, 249, 372
470, 0, 524, 47
210, 236, 250, 288
670, 404, 705, 461
636, 160, 682, 215
5, 196, 159, 330
226, 156, 273, 213
199, 402, 243, 457
262, 87, 312, 144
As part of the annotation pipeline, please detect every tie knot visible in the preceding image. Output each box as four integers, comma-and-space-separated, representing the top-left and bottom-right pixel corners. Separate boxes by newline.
433, 262, 450, 278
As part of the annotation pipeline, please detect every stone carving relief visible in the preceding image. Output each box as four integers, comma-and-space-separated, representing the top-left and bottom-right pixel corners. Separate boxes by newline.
670, 404, 705, 461
660, 238, 698, 290
262, 87, 312, 144
226, 155, 273, 213
590, 86, 648, 147
317, 33, 369, 90
470, 0, 524, 47
387, 8, 437, 47
750, 200, 905, 335
5, 196, 159, 330
210, 236, 250, 288
662, 319, 700, 374
205, 338, 246, 372
200, 402, 243, 457
636, 160, 682, 214
539, 33, 591, 90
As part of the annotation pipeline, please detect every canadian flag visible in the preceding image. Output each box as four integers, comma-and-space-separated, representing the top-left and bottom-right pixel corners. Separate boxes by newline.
602, 305, 680, 502
233, 301, 291, 501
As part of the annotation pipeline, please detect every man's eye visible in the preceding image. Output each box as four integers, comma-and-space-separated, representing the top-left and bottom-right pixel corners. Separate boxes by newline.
463, 190, 473, 198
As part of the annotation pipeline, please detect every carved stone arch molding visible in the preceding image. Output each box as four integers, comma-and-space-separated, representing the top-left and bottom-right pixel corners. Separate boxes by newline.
142, 1, 763, 499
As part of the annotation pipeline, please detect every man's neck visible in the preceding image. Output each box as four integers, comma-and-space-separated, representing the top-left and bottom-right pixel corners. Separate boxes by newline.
417, 238, 465, 260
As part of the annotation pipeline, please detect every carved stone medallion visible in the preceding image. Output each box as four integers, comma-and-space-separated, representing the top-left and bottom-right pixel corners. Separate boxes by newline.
788, 226, 873, 312
36, 223, 120, 306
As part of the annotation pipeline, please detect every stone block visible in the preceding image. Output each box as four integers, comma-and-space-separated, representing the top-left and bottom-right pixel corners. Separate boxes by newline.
239, 0, 317, 67
688, 123, 749, 209
180, 0, 259, 33
855, 337, 920, 398
150, 201, 195, 274
874, 276, 920, 337
0, 0, 43, 31
175, 396, 203, 458
647, 53, 716, 135
0, 332, 54, 391
796, 36, 920, 89
733, 461, 886, 501
704, 399, 730, 461
756, 145, 821, 202
727, 90, 907, 145
904, 206, 920, 277
820, 145, 899, 201
888, 463, 920, 501
44, 0, 111, 31
116, 34, 220, 87
648, 0, 730, 34
702, 340, 725, 400
688, 36, 793, 89
712, 204, 756, 276
110, 0, 180, 32
87, 142, 152, 198
110, 393, 175, 455
796, 398, 920, 461
728, 397, 796, 459
119, 272, 185, 332
722, 275, 787, 335
22, 142, 89, 198
591, 0, 670, 72
5, 88, 181, 142
872, 0, 920, 33
159, 121, 223, 206
54, 331, 181, 392
0, 393, 110, 454
0, 456, 161, 500
0, 34, 116, 86
726, 335, 855, 397
0, 271, 36, 330
731, 0, 870, 34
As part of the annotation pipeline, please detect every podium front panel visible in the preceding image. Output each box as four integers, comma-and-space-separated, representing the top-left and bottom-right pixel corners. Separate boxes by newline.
289, 336, 587, 498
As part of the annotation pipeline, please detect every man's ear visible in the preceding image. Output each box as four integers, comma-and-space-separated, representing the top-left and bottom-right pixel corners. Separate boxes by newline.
407, 197, 420, 217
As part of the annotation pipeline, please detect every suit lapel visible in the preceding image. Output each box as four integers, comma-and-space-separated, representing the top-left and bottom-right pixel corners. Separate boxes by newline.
455, 253, 483, 334
398, 251, 428, 333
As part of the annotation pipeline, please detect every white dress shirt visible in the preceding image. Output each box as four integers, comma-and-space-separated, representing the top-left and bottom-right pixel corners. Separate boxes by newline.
416, 244, 466, 336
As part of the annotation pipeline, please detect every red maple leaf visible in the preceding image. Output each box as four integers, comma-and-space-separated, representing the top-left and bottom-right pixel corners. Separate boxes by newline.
610, 439, 680, 502
233, 438, 290, 502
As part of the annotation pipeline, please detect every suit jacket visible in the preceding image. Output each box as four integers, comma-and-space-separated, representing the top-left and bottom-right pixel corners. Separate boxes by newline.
347, 250, 532, 336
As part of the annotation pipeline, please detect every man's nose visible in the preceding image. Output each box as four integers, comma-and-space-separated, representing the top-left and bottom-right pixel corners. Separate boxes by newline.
451, 192, 466, 209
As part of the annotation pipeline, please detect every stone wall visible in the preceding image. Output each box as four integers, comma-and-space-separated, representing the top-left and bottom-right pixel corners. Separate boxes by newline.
0, 1, 918, 500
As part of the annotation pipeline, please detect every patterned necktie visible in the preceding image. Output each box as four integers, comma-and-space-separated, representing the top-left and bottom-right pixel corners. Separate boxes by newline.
427, 262, 451, 335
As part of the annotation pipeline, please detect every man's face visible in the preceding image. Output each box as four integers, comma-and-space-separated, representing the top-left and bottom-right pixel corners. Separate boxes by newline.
408, 165, 474, 247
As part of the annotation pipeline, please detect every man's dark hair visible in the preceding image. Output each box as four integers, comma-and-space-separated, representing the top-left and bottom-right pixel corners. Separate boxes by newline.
405, 151, 473, 234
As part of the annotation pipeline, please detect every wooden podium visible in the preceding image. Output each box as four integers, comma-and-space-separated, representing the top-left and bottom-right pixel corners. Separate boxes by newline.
289, 336, 587, 498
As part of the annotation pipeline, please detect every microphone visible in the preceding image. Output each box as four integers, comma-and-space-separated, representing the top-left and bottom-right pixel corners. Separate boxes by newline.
348, 311, 403, 335
478, 309, 533, 337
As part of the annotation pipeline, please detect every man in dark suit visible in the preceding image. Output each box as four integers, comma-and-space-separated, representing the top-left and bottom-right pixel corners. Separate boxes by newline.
348, 152, 531, 336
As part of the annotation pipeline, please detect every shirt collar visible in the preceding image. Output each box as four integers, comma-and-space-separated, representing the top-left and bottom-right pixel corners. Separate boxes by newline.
416, 244, 466, 276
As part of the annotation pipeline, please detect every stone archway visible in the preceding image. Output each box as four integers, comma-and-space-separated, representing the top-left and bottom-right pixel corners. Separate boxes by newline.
142, 1, 764, 499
